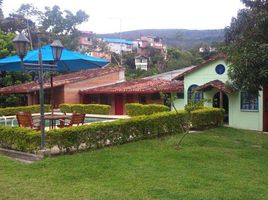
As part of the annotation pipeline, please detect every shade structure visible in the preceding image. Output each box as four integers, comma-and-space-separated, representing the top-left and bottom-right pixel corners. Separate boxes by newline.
0, 45, 109, 72
0, 44, 110, 112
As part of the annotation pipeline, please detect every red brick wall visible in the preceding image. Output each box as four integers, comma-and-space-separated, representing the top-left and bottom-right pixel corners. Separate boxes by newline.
53, 86, 64, 108
64, 71, 121, 104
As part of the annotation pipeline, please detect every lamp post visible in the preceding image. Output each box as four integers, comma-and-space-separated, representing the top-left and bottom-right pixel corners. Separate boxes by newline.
12, 32, 63, 149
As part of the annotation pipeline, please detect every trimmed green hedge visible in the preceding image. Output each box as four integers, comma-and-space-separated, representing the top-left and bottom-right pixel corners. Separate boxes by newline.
191, 107, 224, 130
126, 103, 170, 116
0, 126, 40, 152
0, 104, 51, 116
59, 104, 111, 115
0, 108, 224, 153
46, 111, 186, 152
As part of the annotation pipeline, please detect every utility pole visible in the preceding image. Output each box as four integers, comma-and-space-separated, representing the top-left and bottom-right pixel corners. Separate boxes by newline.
119, 18, 123, 66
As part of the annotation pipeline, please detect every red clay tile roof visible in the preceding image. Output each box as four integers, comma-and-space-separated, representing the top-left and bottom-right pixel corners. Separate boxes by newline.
0, 67, 123, 94
80, 79, 183, 94
194, 80, 235, 94
172, 54, 227, 80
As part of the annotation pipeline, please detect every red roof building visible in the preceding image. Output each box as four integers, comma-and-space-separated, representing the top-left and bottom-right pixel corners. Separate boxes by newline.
0, 67, 125, 108
80, 79, 183, 115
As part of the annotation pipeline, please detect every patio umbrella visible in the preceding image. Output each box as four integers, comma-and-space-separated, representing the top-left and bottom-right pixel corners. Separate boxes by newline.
0, 45, 109, 71
0, 45, 110, 110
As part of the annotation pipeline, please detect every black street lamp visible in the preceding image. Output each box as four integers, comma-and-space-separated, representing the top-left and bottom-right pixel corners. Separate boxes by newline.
12, 32, 63, 149
51, 40, 64, 62
12, 33, 30, 62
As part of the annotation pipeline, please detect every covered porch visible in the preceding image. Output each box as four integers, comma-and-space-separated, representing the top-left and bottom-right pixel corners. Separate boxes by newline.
0, 82, 65, 108
80, 79, 184, 115
195, 80, 236, 123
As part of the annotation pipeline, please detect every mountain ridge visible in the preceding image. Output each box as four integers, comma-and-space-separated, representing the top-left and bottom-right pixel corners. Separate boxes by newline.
97, 29, 224, 50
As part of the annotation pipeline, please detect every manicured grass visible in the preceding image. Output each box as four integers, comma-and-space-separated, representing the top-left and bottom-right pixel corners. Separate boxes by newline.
0, 127, 268, 200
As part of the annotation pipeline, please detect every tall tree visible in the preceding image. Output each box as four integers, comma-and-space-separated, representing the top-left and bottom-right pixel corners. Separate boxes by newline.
40, 5, 89, 50
224, 0, 268, 94
0, 30, 32, 107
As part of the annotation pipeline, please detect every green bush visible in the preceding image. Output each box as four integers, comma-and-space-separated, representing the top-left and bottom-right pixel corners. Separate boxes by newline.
0, 108, 223, 153
46, 111, 186, 152
59, 104, 111, 115
126, 103, 170, 116
191, 108, 224, 130
0, 104, 51, 116
0, 126, 40, 152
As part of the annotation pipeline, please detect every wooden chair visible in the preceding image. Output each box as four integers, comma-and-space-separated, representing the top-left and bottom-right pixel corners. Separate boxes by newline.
57, 113, 85, 128
16, 111, 40, 130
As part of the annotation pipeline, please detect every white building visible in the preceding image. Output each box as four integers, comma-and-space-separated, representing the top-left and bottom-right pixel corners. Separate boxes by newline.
103, 38, 133, 54
135, 56, 148, 71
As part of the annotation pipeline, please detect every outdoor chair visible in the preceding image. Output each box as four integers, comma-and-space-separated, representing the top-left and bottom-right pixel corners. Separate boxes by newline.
16, 111, 40, 131
57, 113, 85, 128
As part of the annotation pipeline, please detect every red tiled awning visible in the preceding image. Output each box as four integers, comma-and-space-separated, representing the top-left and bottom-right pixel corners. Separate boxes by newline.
80, 79, 183, 94
0, 67, 122, 94
194, 80, 235, 94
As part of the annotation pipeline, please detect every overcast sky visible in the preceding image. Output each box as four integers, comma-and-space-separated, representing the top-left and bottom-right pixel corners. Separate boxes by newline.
3, 0, 244, 33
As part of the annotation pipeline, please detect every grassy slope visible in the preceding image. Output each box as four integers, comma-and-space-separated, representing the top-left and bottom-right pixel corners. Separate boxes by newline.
0, 127, 268, 200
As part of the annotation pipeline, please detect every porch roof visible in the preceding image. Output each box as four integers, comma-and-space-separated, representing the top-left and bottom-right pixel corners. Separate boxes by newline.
80, 79, 183, 94
0, 67, 123, 94
194, 80, 236, 94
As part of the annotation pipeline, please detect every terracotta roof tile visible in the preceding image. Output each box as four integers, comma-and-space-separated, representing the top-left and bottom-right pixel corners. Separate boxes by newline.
0, 67, 123, 94
80, 79, 183, 94
195, 80, 235, 94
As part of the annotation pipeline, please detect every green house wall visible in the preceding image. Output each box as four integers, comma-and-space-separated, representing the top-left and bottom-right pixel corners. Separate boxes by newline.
173, 58, 263, 131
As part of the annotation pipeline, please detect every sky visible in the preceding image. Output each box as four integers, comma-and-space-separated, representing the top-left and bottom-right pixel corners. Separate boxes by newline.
3, 0, 244, 34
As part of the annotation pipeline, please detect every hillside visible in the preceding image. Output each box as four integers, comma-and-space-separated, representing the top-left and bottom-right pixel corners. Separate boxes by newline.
97, 29, 224, 50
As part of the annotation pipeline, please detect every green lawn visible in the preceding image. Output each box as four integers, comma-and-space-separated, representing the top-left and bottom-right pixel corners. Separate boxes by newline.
0, 127, 268, 200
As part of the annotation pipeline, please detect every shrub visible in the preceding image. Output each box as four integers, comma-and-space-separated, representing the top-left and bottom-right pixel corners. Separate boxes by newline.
46, 111, 186, 152
191, 108, 224, 130
59, 104, 111, 115
0, 107, 223, 153
0, 126, 40, 152
126, 103, 170, 116
0, 104, 51, 116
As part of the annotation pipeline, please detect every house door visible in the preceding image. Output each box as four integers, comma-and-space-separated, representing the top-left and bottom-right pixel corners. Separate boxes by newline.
213, 92, 229, 123
115, 94, 124, 115
263, 85, 268, 131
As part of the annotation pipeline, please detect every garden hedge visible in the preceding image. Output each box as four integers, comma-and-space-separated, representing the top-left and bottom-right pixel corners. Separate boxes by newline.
59, 104, 111, 115
0, 104, 51, 116
0, 108, 224, 153
0, 126, 40, 152
191, 107, 224, 130
126, 103, 170, 116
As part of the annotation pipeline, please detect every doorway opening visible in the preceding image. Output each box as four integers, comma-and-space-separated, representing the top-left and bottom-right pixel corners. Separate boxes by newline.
213, 92, 229, 123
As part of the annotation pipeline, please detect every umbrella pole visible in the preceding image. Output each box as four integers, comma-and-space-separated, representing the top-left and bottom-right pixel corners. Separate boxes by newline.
50, 74, 54, 116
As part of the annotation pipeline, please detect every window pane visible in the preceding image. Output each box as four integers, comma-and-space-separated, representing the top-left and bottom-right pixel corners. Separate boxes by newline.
241, 92, 258, 111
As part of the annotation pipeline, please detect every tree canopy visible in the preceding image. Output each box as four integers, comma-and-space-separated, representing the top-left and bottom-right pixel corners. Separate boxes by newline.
224, 0, 268, 94
0, 2, 89, 107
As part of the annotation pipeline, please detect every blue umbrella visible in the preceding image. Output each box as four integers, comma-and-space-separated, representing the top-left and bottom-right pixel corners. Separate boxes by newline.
0, 45, 109, 71
0, 44, 110, 111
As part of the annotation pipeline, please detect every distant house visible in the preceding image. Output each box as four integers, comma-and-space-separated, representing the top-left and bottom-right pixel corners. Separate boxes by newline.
0, 67, 125, 108
103, 38, 133, 54
134, 36, 167, 58
90, 48, 112, 61
199, 46, 216, 53
78, 31, 93, 52
135, 56, 148, 71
